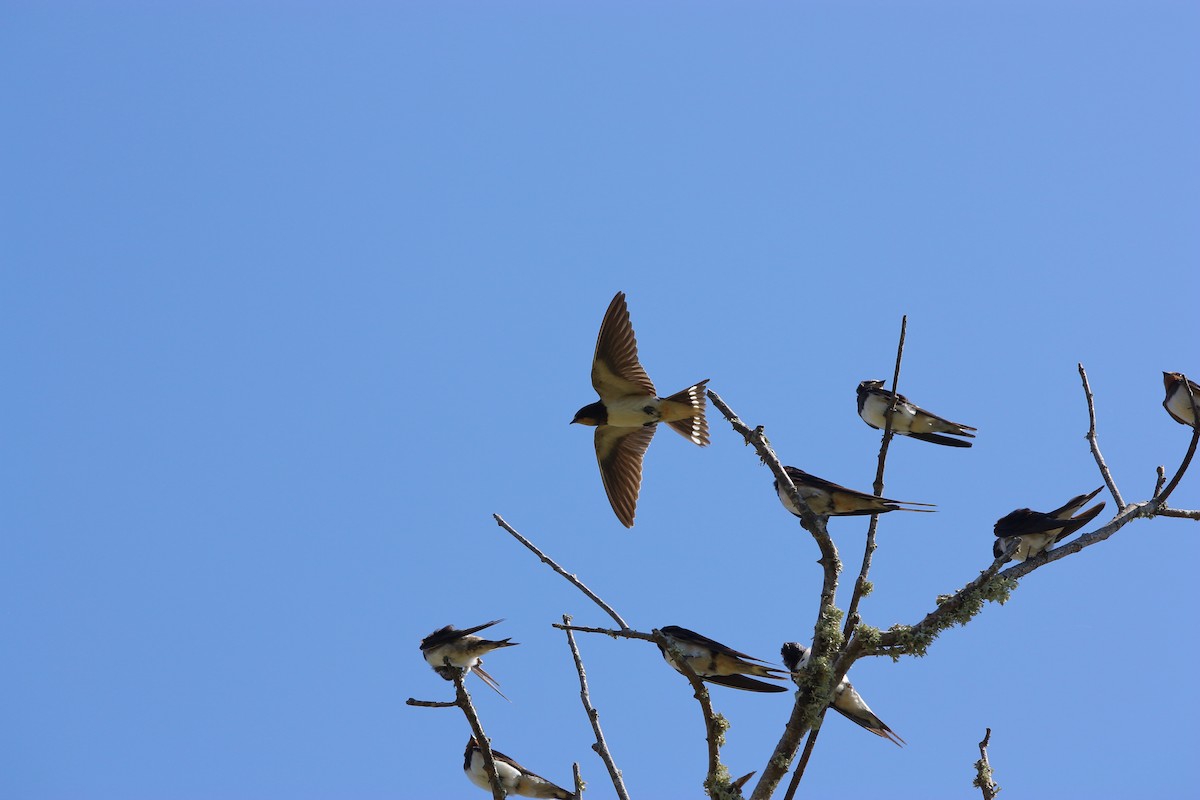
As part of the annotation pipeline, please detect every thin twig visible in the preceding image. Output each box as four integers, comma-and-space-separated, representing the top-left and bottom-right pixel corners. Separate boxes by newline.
405, 698, 457, 708
455, 672, 507, 800
973, 728, 999, 800
1159, 508, 1200, 520
1078, 364, 1126, 509
1155, 422, 1199, 507
1154, 466, 1167, 497
493, 514, 629, 630
561, 615, 631, 800
553, 623, 656, 642
844, 315, 907, 639
782, 711, 827, 800
573, 763, 585, 799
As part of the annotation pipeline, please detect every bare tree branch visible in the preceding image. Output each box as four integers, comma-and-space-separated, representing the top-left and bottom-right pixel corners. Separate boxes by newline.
561, 615, 631, 800
454, 672, 508, 800
1159, 507, 1200, 520
973, 728, 999, 800
553, 623, 656, 642
407, 671, 507, 799
493, 514, 630, 630
844, 315, 907, 639
1154, 421, 1199, 507
1078, 364, 1126, 509
404, 698, 458, 708
705, 390, 841, 600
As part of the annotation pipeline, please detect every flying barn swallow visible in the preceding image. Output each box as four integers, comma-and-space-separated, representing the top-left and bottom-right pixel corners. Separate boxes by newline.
571, 292, 709, 528
781, 642, 905, 746
420, 619, 517, 699
657, 625, 788, 693
774, 466, 935, 528
992, 487, 1106, 563
857, 380, 977, 447
1162, 372, 1199, 427
463, 737, 576, 799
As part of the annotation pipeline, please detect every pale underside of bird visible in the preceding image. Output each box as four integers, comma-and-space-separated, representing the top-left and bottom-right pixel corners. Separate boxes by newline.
781, 642, 904, 746
658, 625, 788, 693
993, 487, 1107, 562
857, 379, 977, 447
420, 619, 517, 699
775, 465, 935, 526
463, 738, 576, 799
571, 291, 709, 528
1162, 371, 1199, 427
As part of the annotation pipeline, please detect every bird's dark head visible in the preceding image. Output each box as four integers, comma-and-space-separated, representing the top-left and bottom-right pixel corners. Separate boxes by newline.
1164, 371, 1182, 390
858, 379, 885, 394
780, 642, 809, 672
571, 401, 607, 426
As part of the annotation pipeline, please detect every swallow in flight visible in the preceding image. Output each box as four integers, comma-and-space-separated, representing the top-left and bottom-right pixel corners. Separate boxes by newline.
857, 380, 977, 447
775, 466, 935, 528
781, 642, 905, 746
464, 737, 576, 799
992, 487, 1106, 563
420, 619, 517, 699
657, 625, 788, 693
571, 291, 709, 527
1163, 372, 1199, 427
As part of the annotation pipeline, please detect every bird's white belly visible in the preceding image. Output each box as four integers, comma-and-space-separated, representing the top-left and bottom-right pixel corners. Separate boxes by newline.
605, 396, 661, 427
467, 750, 522, 792
1168, 389, 1198, 425
862, 395, 918, 432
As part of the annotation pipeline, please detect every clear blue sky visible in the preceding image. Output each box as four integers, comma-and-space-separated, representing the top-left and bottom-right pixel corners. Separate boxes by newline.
4, 3, 1197, 799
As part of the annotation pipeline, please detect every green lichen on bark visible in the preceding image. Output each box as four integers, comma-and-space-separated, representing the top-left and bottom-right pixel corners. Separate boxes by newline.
712, 712, 730, 748
973, 757, 1000, 796
885, 575, 1019, 659
705, 762, 739, 800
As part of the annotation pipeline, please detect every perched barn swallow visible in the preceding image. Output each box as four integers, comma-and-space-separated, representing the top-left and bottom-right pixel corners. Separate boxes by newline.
993, 487, 1106, 563
856, 380, 977, 447
774, 466, 935, 528
420, 619, 517, 699
657, 625, 788, 693
781, 642, 905, 747
1162, 372, 1199, 427
464, 737, 576, 799
571, 291, 709, 528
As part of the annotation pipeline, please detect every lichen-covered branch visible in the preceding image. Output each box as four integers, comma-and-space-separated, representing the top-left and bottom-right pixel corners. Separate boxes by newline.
973, 728, 999, 800
561, 615, 630, 800
649, 629, 738, 799
493, 514, 630, 630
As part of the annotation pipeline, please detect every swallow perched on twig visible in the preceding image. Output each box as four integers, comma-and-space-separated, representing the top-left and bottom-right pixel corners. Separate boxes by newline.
856, 380, 977, 447
992, 487, 1107, 563
420, 620, 518, 699
1162, 371, 1199, 428
657, 625, 788, 693
774, 466, 935, 528
781, 642, 905, 747
464, 737, 576, 799
571, 291, 709, 528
